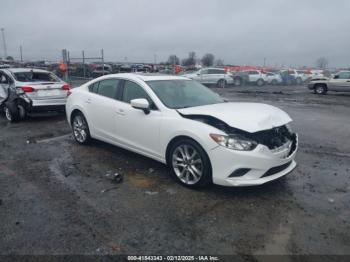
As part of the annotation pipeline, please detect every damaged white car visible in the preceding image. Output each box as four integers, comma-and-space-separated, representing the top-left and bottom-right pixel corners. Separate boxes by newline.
66, 74, 298, 188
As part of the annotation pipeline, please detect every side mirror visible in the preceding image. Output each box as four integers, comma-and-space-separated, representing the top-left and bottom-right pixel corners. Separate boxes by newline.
131, 98, 150, 114
333, 75, 339, 79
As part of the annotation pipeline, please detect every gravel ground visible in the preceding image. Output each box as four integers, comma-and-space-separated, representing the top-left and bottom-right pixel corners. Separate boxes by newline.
0, 84, 349, 256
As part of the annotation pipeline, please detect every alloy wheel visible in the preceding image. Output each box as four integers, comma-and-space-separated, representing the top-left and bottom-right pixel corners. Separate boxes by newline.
172, 144, 203, 185
73, 115, 88, 143
4, 106, 12, 121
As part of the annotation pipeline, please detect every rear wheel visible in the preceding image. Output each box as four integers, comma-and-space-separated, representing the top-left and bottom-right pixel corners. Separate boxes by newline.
314, 84, 327, 95
169, 138, 212, 188
271, 79, 278, 85
4, 103, 20, 122
217, 79, 227, 88
72, 113, 91, 144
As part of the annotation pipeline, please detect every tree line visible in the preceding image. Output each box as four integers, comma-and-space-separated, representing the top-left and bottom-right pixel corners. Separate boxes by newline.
163, 52, 224, 67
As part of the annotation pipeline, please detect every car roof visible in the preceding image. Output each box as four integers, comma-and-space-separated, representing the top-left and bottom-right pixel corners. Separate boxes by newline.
99, 73, 189, 82
4, 68, 50, 73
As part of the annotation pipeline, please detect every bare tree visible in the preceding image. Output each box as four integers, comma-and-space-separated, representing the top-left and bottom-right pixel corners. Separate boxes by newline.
167, 55, 180, 65
201, 53, 215, 67
316, 57, 329, 69
182, 51, 196, 66
215, 59, 224, 66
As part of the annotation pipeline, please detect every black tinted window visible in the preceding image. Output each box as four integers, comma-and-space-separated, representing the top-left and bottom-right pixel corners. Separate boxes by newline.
97, 79, 120, 99
13, 72, 59, 82
122, 81, 150, 103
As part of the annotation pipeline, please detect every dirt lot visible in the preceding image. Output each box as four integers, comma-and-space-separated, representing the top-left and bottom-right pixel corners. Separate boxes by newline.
0, 84, 349, 256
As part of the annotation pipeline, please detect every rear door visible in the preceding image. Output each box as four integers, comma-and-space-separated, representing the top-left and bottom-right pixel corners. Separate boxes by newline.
329, 72, 350, 91
84, 78, 121, 140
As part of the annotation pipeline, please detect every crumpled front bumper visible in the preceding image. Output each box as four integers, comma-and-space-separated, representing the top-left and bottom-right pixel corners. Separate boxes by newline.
208, 134, 298, 187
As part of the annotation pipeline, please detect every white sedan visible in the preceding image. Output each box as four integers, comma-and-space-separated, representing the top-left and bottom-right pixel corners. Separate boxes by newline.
66, 74, 298, 188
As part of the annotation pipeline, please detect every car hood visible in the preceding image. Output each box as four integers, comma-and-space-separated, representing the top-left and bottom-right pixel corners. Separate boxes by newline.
177, 102, 292, 133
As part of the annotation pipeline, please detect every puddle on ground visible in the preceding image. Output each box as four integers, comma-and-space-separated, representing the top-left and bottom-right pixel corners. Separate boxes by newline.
125, 170, 155, 188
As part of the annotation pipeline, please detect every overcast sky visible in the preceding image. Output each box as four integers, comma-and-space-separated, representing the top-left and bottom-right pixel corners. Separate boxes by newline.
1, 0, 349, 67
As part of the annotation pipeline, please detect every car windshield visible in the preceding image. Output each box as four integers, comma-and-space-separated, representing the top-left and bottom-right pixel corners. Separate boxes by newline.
147, 80, 224, 109
13, 71, 60, 82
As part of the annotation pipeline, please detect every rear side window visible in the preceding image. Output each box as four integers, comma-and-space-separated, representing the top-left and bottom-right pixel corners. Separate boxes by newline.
88, 82, 99, 93
97, 79, 120, 99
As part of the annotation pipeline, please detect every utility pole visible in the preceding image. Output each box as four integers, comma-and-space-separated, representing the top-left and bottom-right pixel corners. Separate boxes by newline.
19, 45, 23, 62
101, 49, 104, 75
154, 54, 157, 65
263, 57, 266, 67
1, 28, 8, 59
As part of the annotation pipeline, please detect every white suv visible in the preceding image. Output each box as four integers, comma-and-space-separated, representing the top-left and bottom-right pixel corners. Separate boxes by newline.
245, 70, 267, 86
182, 68, 234, 88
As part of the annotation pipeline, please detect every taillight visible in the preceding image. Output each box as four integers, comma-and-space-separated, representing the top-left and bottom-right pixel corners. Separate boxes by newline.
21, 86, 34, 92
62, 84, 71, 90
67, 90, 72, 97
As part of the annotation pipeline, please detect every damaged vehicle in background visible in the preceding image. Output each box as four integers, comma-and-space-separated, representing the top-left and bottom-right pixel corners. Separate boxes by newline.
0, 68, 70, 122
66, 74, 298, 188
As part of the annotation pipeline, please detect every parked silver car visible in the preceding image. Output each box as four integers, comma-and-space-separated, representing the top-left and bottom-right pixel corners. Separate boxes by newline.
0, 68, 70, 122
307, 71, 350, 95
182, 68, 234, 88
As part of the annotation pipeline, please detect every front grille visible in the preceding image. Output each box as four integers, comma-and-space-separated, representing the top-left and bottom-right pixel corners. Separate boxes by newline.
261, 161, 292, 178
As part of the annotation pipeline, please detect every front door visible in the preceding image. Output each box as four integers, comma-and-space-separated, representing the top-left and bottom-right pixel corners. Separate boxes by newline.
328, 72, 350, 92
85, 78, 121, 141
115, 80, 162, 159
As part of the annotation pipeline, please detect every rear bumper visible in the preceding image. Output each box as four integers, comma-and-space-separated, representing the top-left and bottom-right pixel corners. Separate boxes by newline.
30, 105, 65, 112
30, 98, 66, 112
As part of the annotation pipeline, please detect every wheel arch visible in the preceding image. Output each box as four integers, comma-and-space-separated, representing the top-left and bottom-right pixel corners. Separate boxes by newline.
165, 135, 211, 166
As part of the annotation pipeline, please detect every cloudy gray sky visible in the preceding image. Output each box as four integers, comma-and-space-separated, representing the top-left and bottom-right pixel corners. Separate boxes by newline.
1, 0, 349, 67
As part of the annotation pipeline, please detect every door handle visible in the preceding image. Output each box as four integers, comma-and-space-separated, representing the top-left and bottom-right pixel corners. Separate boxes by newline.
116, 108, 125, 116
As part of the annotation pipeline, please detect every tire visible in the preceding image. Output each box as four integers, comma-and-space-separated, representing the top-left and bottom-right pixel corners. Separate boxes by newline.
4, 102, 20, 122
169, 138, 212, 188
296, 77, 302, 85
271, 79, 278, 86
71, 112, 91, 144
234, 77, 242, 86
314, 84, 327, 95
217, 79, 227, 88
256, 79, 265, 87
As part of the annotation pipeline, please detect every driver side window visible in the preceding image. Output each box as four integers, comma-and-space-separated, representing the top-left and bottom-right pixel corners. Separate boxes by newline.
122, 80, 156, 109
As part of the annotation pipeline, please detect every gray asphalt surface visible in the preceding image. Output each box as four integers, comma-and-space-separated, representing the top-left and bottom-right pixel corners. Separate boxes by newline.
0, 84, 349, 255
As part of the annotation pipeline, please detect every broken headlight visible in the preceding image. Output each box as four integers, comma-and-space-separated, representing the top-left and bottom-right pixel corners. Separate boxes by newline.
210, 134, 257, 151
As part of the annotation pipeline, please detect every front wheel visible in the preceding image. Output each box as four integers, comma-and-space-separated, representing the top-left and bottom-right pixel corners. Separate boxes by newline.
257, 79, 265, 86
169, 138, 212, 188
314, 84, 327, 95
72, 113, 91, 144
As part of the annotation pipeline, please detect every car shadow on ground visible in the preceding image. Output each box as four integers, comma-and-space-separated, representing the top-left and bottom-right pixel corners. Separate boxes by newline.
85, 138, 292, 199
